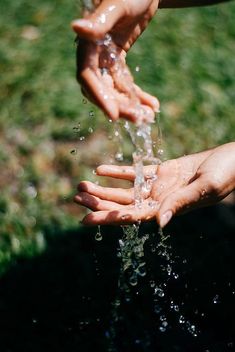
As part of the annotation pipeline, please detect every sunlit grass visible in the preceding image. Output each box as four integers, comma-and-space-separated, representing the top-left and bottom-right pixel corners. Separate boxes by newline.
0, 0, 234, 273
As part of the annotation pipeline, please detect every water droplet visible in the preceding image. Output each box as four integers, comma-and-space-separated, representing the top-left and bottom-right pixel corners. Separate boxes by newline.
101, 67, 108, 76
110, 52, 116, 60
201, 189, 207, 197
136, 265, 146, 277
167, 264, 172, 276
159, 326, 166, 333
213, 294, 219, 304
79, 136, 85, 141
70, 149, 77, 155
115, 152, 124, 162
102, 34, 112, 46
118, 239, 125, 248
174, 305, 179, 312
88, 127, 94, 133
154, 287, 164, 298
95, 226, 102, 241
157, 149, 164, 156
89, 110, 94, 117
114, 299, 120, 307
73, 122, 81, 131
129, 274, 138, 286
135, 66, 140, 72
148, 200, 158, 209
83, 98, 87, 104
95, 233, 102, 241
179, 315, 185, 324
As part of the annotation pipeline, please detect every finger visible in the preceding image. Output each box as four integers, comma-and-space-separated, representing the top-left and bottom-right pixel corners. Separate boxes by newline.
74, 192, 123, 211
82, 200, 158, 226
96, 164, 157, 181
79, 66, 119, 120
97, 165, 136, 180
71, 0, 126, 40
78, 181, 134, 205
133, 84, 160, 113
76, 41, 119, 119
156, 176, 216, 228
119, 102, 155, 123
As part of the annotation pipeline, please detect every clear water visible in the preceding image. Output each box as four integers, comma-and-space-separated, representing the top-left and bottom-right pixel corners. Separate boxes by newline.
78, 2, 199, 346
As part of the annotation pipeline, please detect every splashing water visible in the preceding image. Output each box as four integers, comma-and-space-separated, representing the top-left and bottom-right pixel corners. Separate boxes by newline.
119, 223, 148, 286
78, 0, 199, 345
124, 121, 161, 207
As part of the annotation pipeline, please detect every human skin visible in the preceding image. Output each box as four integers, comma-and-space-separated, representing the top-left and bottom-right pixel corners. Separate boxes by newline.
72, 0, 231, 122
74, 143, 235, 227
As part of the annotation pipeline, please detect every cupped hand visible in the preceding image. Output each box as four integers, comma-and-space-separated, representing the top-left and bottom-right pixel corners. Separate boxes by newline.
74, 143, 235, 227
72, 0, 160, 123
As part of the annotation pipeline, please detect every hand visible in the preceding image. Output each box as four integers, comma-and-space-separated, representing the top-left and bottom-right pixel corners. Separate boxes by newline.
74, 143, 235, 227
72, 0, 160, 123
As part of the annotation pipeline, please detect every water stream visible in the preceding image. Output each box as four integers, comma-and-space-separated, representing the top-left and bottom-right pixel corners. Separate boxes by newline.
78, 0, 199, 347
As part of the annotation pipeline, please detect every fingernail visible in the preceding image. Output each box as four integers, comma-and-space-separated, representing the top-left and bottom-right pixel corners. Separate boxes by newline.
152, 99, 160, 112
72, 19, 93, 29
160, 210, 172, 228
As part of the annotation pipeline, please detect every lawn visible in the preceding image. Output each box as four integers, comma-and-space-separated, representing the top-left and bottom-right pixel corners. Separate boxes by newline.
0, 0, 235, 273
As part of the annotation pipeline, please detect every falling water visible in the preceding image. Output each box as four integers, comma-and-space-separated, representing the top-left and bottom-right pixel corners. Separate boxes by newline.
78, 0, 199, 347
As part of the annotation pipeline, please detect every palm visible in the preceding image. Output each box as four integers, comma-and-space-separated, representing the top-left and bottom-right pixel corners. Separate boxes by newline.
74, 155, 203, 225
74, 144, 235, 226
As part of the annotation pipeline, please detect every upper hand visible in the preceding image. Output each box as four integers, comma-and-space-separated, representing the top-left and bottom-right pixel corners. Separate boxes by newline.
72, 0, 160, 123
74, 143, 235, 227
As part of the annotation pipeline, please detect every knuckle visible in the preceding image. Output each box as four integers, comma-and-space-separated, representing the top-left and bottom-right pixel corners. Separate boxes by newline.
173, 197, 185, 213
206, 177, 222, 197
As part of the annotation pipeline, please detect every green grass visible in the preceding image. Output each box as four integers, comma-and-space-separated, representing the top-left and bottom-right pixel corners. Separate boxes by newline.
0, 0, 235, 274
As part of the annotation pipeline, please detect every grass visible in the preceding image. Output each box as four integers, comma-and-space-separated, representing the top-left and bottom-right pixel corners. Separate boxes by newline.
0, 0, 235, 274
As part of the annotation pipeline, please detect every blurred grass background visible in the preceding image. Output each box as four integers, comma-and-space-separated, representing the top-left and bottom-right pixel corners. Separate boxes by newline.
0, 0, 234, 274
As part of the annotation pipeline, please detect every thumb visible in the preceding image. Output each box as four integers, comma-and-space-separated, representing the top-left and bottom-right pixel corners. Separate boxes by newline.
156, 178, 207, 228
71, 0, 126, 40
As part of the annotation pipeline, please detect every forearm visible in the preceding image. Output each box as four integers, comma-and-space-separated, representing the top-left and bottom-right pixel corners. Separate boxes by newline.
159, 0, 232, 8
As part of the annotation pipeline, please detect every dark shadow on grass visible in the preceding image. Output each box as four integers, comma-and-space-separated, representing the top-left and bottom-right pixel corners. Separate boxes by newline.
0, 203, 235, 352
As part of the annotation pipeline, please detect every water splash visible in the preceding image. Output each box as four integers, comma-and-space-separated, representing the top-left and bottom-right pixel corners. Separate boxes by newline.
78, 1, 200, 345
95, 225, 102, 241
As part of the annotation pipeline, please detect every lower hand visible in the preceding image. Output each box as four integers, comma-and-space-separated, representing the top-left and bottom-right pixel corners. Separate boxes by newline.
74, 143, 235, 227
